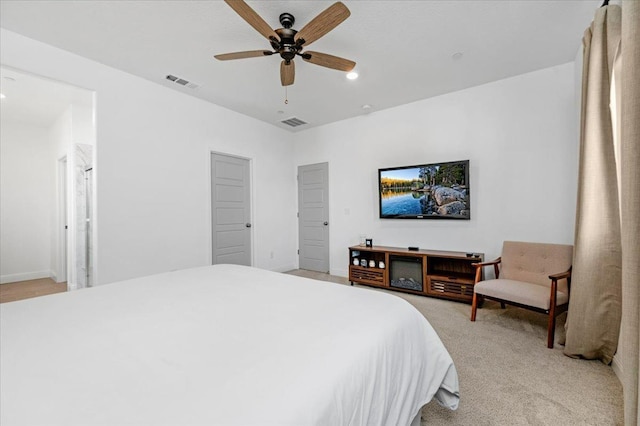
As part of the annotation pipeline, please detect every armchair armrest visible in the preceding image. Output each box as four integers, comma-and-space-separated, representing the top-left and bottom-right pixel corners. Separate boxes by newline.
548, 266, 573, 306
548, 268, 572, 281
471, 257, 501, 283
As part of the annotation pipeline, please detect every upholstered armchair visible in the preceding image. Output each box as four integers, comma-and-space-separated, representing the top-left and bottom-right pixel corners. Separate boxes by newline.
470, 241, 573, 348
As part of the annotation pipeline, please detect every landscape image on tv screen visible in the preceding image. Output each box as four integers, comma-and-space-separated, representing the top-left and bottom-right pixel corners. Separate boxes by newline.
379, 160, 470, 219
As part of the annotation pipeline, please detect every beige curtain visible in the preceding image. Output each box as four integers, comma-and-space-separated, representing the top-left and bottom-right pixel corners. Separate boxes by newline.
566, 3, 640, 423
619, 1, 640, 424
564, 6, 622, 363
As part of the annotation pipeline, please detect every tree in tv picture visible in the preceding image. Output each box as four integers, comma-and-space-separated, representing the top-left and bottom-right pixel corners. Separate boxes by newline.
380, 163, 469, 217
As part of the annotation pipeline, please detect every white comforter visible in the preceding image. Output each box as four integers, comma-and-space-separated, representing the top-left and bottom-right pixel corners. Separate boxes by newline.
1, 264, 458, 425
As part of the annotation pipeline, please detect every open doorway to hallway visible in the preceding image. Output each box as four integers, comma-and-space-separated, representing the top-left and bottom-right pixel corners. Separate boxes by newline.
0, 66, 96, 294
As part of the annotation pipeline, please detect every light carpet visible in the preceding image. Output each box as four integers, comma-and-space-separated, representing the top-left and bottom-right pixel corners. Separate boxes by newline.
285, 270, 623, 425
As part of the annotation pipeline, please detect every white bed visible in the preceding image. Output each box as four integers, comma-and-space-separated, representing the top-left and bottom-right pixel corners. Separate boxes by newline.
1, 264, 459, 425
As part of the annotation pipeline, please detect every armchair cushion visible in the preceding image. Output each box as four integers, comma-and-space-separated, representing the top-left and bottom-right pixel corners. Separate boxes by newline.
474, 279, 569, 311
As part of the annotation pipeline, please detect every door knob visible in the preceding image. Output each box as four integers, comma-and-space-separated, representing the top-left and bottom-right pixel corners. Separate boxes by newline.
323, 221, 329, 226
246, 223, 252, 228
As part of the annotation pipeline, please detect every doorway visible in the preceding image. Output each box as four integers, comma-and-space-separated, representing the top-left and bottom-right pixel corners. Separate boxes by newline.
211, 153, 252, 266
0, 66, 95, 290
297, 162, 330, 273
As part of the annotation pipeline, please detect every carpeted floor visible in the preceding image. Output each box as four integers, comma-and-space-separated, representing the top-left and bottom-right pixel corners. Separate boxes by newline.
285, 269, 624, 426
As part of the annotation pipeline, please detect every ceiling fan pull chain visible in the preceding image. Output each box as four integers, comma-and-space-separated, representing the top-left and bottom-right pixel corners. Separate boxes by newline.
285, 86, 288, 104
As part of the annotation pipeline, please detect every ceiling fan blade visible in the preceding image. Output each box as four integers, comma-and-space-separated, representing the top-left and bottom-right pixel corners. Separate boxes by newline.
215, 50, 274, 61
294, 2, 350, 47
224, 0, 279, 41
302, 51, 355, 72
281, 60, 295, 86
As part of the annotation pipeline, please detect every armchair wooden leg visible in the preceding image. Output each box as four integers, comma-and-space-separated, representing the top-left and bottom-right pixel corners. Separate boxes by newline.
547, 308, 556, 349
500, 302, 506, 309
471, 292, 478, 321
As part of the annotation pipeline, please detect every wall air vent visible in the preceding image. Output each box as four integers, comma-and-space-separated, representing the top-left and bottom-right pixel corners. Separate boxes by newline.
165, 74, 199, 89
281, 117, 308, 127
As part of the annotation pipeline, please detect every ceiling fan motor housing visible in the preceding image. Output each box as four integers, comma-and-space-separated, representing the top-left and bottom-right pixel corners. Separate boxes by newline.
275, 25, 300, 61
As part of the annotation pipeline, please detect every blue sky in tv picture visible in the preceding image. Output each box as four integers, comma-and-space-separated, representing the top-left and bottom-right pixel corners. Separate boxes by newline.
379, 161, 470, 219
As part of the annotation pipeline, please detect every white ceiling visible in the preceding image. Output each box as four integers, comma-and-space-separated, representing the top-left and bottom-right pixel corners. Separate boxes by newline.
0, 0, 601, 132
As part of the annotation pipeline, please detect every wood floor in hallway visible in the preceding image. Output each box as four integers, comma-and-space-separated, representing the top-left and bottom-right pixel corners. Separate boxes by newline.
0, 278, 67, 303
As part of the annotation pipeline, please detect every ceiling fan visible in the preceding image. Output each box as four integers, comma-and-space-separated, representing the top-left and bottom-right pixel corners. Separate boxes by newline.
214, 0, 356, 86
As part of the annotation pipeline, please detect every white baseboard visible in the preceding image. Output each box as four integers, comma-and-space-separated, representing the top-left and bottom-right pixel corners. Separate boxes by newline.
331, 267, 348, 278
270, 262, 298, 273
611, 353, 623, 384
273, 265, 349, 277
1, 270, 52, 284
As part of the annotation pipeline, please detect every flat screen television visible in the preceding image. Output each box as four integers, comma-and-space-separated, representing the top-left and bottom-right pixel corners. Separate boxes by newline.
378, 160, 470, 220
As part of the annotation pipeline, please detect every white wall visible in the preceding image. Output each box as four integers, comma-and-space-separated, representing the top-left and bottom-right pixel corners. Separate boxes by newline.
1, 29, 298, 285
71, 103, 95, 147
294, 63, 579, 277
0, 120, 54, 283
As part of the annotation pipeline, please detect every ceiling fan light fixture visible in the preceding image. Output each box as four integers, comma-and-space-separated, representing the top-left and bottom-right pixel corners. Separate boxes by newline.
346, 71, 358, 80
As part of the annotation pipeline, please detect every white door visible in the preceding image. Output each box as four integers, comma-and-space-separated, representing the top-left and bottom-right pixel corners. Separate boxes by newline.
298, 162, 329, 272
211, 153, 251, 266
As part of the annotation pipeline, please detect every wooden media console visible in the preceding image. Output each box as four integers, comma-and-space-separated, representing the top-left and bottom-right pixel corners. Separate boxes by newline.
348, 245, 484, 303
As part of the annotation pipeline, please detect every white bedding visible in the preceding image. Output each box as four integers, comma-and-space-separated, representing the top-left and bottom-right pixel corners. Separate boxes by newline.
1, 264, 458, 425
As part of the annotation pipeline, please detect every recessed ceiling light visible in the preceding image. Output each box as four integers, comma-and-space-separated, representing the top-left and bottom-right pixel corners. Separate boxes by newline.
0, 93, 6, 99
346, 71, 358, 80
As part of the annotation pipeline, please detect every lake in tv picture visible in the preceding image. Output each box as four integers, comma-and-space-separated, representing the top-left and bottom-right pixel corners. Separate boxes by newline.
379, 164, 469, 218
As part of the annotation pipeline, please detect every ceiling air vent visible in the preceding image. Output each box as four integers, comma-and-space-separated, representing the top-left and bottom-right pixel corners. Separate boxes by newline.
281, 117, 308, 128
165, 74, 199, 89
